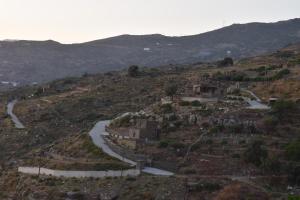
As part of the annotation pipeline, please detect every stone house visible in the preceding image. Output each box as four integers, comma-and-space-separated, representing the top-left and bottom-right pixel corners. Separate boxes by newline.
129, 119, 160, 141
193, 83, 224, 98
226, 82, 240, 94
107, 119, 160, 149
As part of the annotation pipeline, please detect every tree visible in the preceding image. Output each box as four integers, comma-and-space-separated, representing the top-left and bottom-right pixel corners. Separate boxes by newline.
165, 84, 178, 100
128, 65, 139, 77
218, 57, 234, 67
244, 140, 268, 167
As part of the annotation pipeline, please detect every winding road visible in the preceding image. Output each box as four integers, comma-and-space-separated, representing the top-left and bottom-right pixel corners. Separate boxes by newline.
18, 119, 174, 177
89, 120, 174, 176
7, 100, 25, 129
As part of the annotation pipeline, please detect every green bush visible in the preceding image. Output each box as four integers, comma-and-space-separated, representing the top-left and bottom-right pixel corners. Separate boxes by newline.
232, 153, 241, 158
191, 100, 202, 107
244, 140, 268, 167
170, 141, 185, 149
263, 116, 279, 127
112, 115, 131, 127
158, 140, 169, 148
128, 65, 139, 77
271, 100, 297, 121
262, 157, 281, 174
221, 139, 228, 145
179, 101, 190, 106
286, 140, 300, 161
192, 182, 221, 192
165, 84, 178, 99
159, 104, 173, 114
273, 69, 290, 79
205, 139, 213, 145
182, 167, 197, 174
288, 195, 300, 200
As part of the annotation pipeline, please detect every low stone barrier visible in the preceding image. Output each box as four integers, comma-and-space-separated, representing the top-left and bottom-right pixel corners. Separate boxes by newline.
104, 137, 177, 172
18, 167, 140, 178
104, 137, 148, 161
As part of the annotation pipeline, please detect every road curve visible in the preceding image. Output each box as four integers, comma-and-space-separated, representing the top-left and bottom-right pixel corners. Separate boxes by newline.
241, 89, 270, 110
7, 100, 25, 129
89, 120, 174, 176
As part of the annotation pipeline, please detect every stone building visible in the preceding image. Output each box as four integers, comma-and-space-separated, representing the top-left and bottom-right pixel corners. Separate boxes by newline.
107, 119, 160, 149
129, 119, 160, 141
193, 83, 224, 98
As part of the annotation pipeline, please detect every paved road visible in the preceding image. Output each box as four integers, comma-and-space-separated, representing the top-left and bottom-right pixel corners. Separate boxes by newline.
241, 89, 270, 110
242, 89, 262, 102
89, 120, 174, 176
245, 98, 270, 110
18, 120, 174, 178
89, 120, 136, 166
7, 100, 25, 129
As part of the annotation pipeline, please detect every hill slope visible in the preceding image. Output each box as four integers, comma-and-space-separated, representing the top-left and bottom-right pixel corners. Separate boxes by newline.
0, 18, 300, 87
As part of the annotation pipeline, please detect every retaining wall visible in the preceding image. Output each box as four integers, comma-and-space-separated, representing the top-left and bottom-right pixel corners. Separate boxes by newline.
18, 167, 140, 178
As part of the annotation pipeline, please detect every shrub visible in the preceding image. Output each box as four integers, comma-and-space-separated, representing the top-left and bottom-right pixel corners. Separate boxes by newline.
263, 116, 279, 130
271, 100, 297, 121
286, 140, 300, 161
221, 139, 228, 145
239, 140, 246, 145
179, 101, 190, 106
218, 57, 234, 67
288, 195, 300, 200
158, 140, 169, 148
126, 176, 137, 181
112, 115, 131, 127
191, 100, 202, 107
287, 164, 300, 186
232, 153, 241, 159
192, 182, 222, 192
165, 84, 178, 100
262, 157, 281, 174
182, 167, 197, 174
205, 139, 213, 145
190, 143, 201, 152
243, 140, 268, 167
128, 65, 139, 77
273, 69, 290, 79
159, 104, 173, 114
170, 141, 185, 149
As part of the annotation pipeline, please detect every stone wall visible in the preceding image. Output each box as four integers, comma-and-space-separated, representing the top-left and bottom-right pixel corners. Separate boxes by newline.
18, 167, 140, 178
104, 137, 148, 161
104, 137, 177, 172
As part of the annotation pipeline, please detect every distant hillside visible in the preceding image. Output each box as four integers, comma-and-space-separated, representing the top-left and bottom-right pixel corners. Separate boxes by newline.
0, 18, 300, 88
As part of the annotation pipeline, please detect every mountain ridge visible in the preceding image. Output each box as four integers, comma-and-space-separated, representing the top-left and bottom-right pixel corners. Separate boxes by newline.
0, 18, 300, 88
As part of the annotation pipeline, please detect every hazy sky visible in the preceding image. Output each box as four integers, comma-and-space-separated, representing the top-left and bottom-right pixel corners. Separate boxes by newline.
0, 0, 299, 43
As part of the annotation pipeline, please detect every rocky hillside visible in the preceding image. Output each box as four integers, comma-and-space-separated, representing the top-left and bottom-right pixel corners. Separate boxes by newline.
1, 44, 300, 199
0, 18, 300, 87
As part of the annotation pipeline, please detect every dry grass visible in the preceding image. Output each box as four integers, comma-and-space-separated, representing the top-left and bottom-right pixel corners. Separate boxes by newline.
213, 182, 269, 200
251, 79, 300, 101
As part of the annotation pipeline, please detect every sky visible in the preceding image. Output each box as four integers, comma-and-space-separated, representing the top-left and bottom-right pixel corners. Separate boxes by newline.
0, 0, 299, 44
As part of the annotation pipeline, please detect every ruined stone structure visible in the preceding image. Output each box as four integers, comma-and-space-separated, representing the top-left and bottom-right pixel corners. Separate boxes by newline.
107, 119, 160, 149
227, 82, 240, 94
129, 119, 160, 141
193, 83, 224, 98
